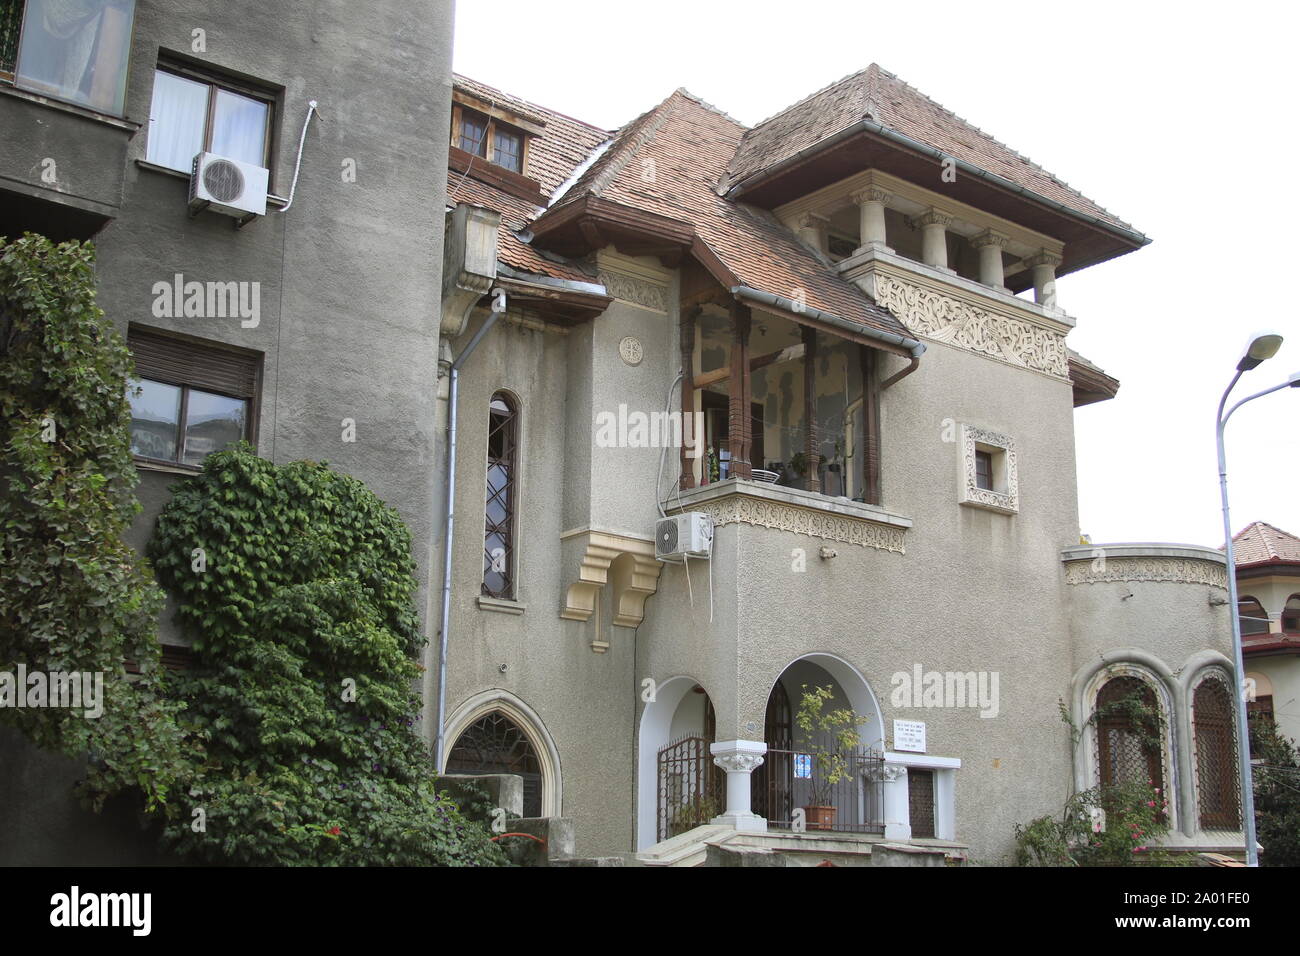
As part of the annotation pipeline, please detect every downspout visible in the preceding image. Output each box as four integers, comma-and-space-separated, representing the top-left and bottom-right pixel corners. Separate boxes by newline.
434, 288, 507, 770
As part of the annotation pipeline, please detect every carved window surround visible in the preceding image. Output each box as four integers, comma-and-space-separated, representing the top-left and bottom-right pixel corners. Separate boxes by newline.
845, 251, 1072, 380
1061, 544, 1229, 589
666, 478, 911, 553
959, 424, 1018, 515
559, 528, 663, 627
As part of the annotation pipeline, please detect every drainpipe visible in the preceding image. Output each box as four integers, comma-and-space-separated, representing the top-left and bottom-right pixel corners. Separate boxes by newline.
434, 288, 506, 770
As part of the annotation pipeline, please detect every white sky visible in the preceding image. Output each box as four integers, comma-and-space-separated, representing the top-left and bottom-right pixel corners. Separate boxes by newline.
454, 0, 1300, 549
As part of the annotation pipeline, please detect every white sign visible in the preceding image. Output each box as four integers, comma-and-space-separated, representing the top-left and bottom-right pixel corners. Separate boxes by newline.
893, 719, 927, 754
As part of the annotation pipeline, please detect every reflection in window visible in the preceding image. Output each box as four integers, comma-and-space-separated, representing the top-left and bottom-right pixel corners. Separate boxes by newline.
458, 112, 487, 157
14, 0, 136, 115
483, 393, 517, 599
128, 378, 248, 466
493, 127, 522, 172
146, 67, 270, 172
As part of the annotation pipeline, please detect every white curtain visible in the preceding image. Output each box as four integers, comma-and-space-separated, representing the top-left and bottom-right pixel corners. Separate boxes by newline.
212, 89, 267, 166
146, 70, 207, 172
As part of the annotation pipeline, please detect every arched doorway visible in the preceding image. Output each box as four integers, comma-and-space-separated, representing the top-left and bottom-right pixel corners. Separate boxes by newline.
636, 676, 721, 849
756, 654, 884, 832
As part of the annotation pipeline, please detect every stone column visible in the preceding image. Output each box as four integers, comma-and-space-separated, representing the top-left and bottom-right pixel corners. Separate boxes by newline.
796, 213, 829, 256
971, 229, 1008, 290
917, 208, 953, 270
851, 187, 892, 254
1028, 251, 1062, 309
877, 762, 912, 840
710, 739, 768, 832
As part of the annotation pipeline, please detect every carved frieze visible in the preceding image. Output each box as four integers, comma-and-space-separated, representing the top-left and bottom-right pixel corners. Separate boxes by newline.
1064, 557, 1228, 589
597, 270, 668, 313
684, 493, 907, 553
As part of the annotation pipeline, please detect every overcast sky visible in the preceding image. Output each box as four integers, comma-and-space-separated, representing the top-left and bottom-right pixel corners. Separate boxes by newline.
454, 0, 1300, 549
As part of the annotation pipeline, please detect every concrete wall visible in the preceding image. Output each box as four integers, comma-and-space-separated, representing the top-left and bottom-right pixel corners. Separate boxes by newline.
1, 0, 454, 864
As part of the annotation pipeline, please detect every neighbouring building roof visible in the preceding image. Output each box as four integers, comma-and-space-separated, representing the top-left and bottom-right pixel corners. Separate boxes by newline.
541, 88, 910, 342
721, 63, 1138, 235
1232, 522, 1300, 568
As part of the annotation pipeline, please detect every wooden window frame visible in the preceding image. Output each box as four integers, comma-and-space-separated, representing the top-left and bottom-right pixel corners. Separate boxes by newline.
452, 104, 530, 176
127, 325, 262, 472
482, 391, 519, 600
151, 60, 278, 177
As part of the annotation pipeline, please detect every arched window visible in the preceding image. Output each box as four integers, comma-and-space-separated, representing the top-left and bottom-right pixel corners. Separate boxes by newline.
483, 393, 517, 599
1238, 596, 1270, 636
446, 711, 542, 817
1193, 675, 1240, 830
1282, 594, 1300, 633
1095, 676, 1165, 794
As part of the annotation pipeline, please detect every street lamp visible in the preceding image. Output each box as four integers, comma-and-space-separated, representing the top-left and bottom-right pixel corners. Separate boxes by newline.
1216, 331, 1299, 867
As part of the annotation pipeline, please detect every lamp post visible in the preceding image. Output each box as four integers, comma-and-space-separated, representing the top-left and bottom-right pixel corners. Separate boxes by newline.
1215, 331, 1297, 867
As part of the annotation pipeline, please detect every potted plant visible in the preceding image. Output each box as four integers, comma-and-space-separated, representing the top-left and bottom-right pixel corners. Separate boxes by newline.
795, 684, 870, 831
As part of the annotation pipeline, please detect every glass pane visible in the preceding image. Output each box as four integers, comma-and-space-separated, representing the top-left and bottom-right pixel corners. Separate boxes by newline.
493, 129, 521, 171
458, 114, 486, 156
128, 379, 181, 461
146, 70, 209, 172
211, 88, 268, 166
16, 0, 137, 115
182, 389, 246, 466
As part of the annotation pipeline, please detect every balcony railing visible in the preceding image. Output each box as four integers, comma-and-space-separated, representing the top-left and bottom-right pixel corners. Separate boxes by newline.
1, 0, 21, 77
757, 745, 886, 834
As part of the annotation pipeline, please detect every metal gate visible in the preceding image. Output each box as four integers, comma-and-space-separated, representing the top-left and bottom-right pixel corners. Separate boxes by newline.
656, 735, 725, 842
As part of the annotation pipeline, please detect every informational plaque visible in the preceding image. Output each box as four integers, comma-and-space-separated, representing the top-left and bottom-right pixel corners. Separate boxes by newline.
893, 719, 927, 754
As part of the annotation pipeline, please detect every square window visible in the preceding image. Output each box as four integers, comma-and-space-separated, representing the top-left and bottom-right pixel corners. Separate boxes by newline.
146, 66, 272, 173
493, 127, 522, 172
458, 111, 487, 157
13, 0, 137, 115
959, 424, 1018, 514
127, 327, 261, 468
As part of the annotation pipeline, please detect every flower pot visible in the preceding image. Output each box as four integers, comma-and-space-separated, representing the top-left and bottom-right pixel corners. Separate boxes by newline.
804, 805, 836, 831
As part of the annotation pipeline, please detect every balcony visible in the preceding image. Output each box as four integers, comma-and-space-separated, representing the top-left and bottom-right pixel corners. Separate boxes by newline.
0, 0, 138, 239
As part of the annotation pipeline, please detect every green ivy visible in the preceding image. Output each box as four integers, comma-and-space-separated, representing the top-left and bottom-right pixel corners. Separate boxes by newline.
0, 234, 187, 813
149, 446, 506, 865
1251, 716, 1300, 867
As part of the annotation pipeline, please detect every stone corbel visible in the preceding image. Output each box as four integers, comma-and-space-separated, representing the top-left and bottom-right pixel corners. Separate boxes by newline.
560, 530, 662, 627
441, 203, 501, 339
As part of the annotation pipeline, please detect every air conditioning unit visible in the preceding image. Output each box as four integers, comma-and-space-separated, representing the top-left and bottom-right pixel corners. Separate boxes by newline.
655, 512, 713, 562
189, 152, 269, 218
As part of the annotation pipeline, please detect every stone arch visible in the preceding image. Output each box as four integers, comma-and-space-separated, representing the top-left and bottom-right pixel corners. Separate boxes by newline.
442, 689, 561, 818
636, 675, 717, 849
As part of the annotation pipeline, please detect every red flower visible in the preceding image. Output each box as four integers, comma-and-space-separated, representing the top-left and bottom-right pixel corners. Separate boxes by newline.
326, 826, 342, 836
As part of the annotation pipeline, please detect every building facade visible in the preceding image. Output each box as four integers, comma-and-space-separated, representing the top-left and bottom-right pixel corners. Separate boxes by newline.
0, 0, 454, 863
1235, 522, 1300, 747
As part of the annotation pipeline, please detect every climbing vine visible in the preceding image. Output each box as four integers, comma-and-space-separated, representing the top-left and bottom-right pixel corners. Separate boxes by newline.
149, 445, 505, 865
0, 234, 187, 813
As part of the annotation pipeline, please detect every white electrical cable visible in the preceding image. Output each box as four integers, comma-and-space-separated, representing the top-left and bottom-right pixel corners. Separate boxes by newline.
276, 100, 321, 213
657, 370, 684, 519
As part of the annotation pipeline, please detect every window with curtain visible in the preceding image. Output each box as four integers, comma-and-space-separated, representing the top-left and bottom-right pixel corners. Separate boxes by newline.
13, 0, 136, 115
146, 66, 271, 173
482, 393, 518, 600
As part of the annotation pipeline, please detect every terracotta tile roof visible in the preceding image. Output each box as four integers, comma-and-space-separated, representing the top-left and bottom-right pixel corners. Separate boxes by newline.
1232, 522, 1300, 567
546, 89, 911, 342
723, 63, 1138, 235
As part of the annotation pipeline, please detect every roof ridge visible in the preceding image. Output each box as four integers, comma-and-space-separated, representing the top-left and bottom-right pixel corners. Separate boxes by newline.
452, 72, 610, 133
581, 94, 680, 199
673, 87, 748, 128
873, 66, 1135, 231
747, 63, 875, 130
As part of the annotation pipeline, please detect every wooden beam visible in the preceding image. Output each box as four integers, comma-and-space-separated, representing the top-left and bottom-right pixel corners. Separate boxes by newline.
679, 307, 698, 490
803, 326, 820, 494
728, 302, 753, 480
861, 344, 882, 505
693, 342, 805, 389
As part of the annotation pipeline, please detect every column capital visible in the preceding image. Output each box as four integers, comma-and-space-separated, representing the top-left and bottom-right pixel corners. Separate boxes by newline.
1026, 249, 1062, 269
710, 739, 767, 774
850, 186, 892, 207
914, 207, 954, 229
796, 211, 831, 230
970, 228, 1009, 250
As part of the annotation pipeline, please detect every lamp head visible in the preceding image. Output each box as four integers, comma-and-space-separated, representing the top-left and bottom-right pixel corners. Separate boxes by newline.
1238, 332, 1284, 371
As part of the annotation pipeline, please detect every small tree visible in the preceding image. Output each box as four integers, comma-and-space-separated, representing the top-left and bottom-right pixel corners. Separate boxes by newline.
795, 683, 869, 806
1251, 716, 1300, 867
0, 234, 186, 813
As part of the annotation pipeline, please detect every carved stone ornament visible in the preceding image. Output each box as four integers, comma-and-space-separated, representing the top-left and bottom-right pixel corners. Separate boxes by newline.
960, 424, 1018, 515
597, 270, 668, 313
684, 494, 907, 553
867, 763, 908, 783
618, 335, 644, 366
1064, 557, 1228, 589
713, 752, 766, 774
871, 271, 1069, 378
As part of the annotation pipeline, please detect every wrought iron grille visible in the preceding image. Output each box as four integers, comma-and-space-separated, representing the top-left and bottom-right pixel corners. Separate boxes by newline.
0, 0, 22, 76
763, 746, 885, 834
1095, 676, 1166, 795
908, 768, 936, 838
1194, 677, 1241, 830
445, 711, 542, 817
482, 393, 517, 599
656, 735, 725, 842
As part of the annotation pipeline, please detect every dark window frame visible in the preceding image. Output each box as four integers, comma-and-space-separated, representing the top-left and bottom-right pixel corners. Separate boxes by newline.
452, 104, 528, 174
127, 325, 262, 471
147, 58, 278, 176
482, 391, 519, 600
974, 449, 994, 491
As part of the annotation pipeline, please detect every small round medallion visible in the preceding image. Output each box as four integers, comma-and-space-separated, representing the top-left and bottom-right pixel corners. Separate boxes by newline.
619, 336, 644, 366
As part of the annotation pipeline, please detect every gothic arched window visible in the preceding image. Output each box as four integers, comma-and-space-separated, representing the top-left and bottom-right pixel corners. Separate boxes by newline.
446, 712, 542, 817
483, 393, 518, 599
